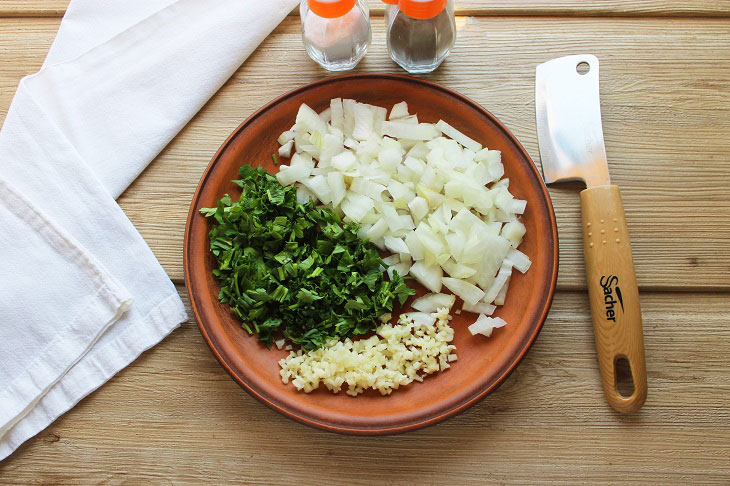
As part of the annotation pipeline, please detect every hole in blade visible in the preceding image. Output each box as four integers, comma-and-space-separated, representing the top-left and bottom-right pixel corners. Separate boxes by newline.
577, 61, 590, 75
615, 356, 635, 398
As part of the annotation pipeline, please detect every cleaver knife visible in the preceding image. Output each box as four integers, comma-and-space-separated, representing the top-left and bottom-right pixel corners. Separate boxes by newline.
536, 54, 647, 413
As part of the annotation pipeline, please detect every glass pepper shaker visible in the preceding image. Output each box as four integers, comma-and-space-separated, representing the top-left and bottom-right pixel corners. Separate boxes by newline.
383, 0, 456, 74
300, 0, 372, 72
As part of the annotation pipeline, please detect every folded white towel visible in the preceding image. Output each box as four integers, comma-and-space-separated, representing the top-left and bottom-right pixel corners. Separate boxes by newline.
0, 0, 298, 460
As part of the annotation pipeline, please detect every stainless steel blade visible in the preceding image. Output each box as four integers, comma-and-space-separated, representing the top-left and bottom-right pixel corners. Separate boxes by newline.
536, 54, 610, 187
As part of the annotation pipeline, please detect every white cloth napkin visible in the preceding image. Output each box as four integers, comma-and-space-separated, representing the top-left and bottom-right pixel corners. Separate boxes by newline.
0, 0, 298, 460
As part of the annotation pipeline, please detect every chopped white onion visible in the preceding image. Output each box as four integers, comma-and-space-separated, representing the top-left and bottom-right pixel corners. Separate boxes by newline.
389, 101, 409, 120
493, 275, 510, 306
441, 277, 485, 306
278, 130, 295, 145
506, 248, 532, 273
341, 193, 374, 222
468, 314, 507, 338
330, 98, 344, 130
382, 121, 440, 141
278, 140, 294, 159
436, 120, 482, 152
384, 236, 410, 255
411, 293, 456, 313
410, 261, 443, 293
301, 175, 332, 204
352, 103, 375, 141
483, 262, 513, 304
461, 301, 496, 315
387, 261, 412, 280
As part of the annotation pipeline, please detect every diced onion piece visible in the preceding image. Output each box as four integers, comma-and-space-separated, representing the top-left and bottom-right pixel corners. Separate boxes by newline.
407, 142, 429, 160
327, 172, 346, 207
404, 232, 425, 260
462, 301, 496, 315
415, 222, 445, 255
276, 163, 311, 186
441, 259, 477, 279
352, 103, 375, 141
442, 277, 485, 306
388, 179, 416, 202
468, 314, 507, 338
502, 221, 526, 247
408, 197, 429, 222
436, 120, 482, 152
382, 254, 400, 266
275, 339, 286, 350
410, 261, 443, 293
331, 150, 357, 172
296, 185, 315, 205
341, 193, 374, 222
494, 275, 511, 306
343, 99, 357, 137
389, 101, 409, 120
296, 103, 327, 136
384, 236, 410, 255
330, 98, 344, 130
485, 151, 504, 181
365, 218, 388, 241
378, 147, 404, 170
319, 107, 332, 123
444, 232, 466, 262
301, 175, 332, 204
483, 262, 513, 304
278, 130, 295, 145
371, 106, 388, 136
382, 121, 440, 141
411, 293, 456, 313
387, 261, 412, 280
506, 248, 532, 273
278, 140, 294, 159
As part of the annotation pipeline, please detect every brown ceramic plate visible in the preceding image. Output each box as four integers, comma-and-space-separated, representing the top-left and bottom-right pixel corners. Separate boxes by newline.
185, 74, 558, 435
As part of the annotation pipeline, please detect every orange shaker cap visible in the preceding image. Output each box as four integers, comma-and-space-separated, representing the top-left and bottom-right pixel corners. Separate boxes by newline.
381, 0, 398, 4
396, 0, 447, 20
308, 0, 357, 18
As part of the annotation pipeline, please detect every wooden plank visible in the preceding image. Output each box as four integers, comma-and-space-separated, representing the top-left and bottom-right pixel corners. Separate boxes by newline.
0, 288, 727, 483
1, 1, 730, 18
1, 18, 729, 290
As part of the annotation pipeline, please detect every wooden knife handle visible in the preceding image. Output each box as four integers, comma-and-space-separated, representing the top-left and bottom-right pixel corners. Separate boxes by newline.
580, 184, 647, 413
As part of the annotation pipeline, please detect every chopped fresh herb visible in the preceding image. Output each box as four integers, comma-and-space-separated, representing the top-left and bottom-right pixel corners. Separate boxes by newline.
272, 153, 279, 165
201, 165, 414, 350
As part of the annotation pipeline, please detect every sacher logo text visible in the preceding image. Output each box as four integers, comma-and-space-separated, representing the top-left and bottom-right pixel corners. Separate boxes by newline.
600, 275, 624, 322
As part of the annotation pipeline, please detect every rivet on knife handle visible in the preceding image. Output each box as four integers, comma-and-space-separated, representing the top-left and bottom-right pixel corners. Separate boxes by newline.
581, 185, 647, 413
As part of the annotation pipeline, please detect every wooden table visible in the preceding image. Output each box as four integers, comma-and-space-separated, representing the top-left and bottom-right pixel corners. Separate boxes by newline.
1, 2, 729, 484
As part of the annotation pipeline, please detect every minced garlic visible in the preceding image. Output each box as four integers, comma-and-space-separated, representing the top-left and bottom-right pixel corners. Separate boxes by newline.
278, 307, 456, 396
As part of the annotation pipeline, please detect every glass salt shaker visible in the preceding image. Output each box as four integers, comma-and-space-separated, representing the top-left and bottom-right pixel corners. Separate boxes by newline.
300, 0, 372, 71
383, 0, 456, 74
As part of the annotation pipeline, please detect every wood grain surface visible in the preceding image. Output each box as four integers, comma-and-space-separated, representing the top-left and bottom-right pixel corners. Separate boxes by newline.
1, 288, 728, 484
1, 0, 730, 18
0, 2, 729, 483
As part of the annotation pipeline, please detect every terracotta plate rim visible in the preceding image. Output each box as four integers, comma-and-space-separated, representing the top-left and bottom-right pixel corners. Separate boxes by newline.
184, 73, 559, 435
